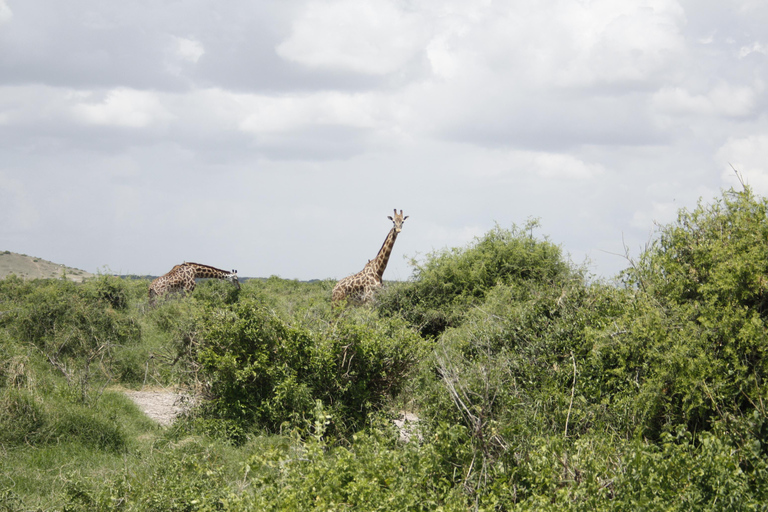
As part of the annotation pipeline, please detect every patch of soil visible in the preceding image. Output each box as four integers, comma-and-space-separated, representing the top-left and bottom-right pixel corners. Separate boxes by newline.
124, 390, 197, 426
124, 389, 421, 441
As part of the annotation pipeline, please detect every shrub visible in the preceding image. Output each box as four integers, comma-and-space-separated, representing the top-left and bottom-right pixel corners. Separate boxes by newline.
194, 299, 428, 438
245, 422, 469, 511
0, 389, 46, 445
618, 186, 768, 434
377, 220, 575, 337
3, 279, 141, 402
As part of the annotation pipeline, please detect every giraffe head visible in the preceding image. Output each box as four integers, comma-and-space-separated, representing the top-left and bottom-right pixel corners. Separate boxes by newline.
387, 209, 409, 233
226, 270, 241, 289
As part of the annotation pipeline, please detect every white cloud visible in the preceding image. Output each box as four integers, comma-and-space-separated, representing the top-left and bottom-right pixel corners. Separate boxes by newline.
552, 0, 686, 87
0, 172, 38, 232
631, 201, 679, 230
652, 81, 761, 117
739, 41, 768, 58
172, 36, 205, 64
716, 134, 768, 195
276, 0, 429, 75
421, 223, 485, 252
238, 91, 391, 134
0, 0, 11, 24
164, 36, 206, 78
71, 88, 172, 128
419, 0, 686, 89
528, 152, 605, 180
475, 150, 605, 180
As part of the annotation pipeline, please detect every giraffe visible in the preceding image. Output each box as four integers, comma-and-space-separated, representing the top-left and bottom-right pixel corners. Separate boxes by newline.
148, 262, 240, 306
332, 209, 409, 306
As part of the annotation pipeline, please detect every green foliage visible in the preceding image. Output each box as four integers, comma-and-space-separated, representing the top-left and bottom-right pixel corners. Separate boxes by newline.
194, 299, 428, 438
0, 389, 45, 445
378, 219, 575, 336
190, 277, 242, 306
244, 421, 469, 511
0, 277, 142, 402
5, 186, 768, 510
63, 437, 238, 511
617, 186, 768, 435
0, 387, 128, 452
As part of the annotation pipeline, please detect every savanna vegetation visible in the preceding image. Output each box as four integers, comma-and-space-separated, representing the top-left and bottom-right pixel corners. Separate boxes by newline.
2, 185, 768, 510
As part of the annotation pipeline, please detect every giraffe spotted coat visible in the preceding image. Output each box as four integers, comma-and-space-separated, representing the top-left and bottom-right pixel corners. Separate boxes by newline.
332, 209, 408, 306
148, 262, 239, 306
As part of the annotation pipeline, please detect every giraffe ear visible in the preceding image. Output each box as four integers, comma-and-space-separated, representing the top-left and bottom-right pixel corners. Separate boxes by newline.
403, 216, 409, 221
387, 216, 393, 221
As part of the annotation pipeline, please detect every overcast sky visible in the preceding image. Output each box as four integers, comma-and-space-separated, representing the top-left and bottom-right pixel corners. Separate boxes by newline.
2, 0, 767, 281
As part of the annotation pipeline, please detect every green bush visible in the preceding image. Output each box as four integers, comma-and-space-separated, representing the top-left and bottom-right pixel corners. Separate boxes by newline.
0, 389, 45, 445
82, 274, 133, 310
0, 387, 127, 452
245, 422, 469, 511
189, 278, 241, 306
617, 186, 768, 435
378, 220, 575, 337
0, 277, 143, 407
194, 299, 428, 438
7, 279, 141, 358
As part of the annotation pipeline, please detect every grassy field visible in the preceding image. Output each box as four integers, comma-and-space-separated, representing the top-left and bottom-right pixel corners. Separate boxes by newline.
2, 186, 768, 510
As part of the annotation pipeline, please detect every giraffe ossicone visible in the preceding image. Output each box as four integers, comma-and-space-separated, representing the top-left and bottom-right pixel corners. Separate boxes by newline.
148, 262, 240, 306
332, 209, 409, 306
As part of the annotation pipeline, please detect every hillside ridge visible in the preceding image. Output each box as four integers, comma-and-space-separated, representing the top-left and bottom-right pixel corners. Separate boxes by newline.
0, 250, 94, 282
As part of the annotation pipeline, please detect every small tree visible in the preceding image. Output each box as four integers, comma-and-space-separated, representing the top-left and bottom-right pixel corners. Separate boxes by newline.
378, 220, 575, 337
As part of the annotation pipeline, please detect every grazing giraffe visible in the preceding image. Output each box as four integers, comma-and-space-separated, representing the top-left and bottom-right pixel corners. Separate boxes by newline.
148, 262, 240, 306
332, 209, 409, 306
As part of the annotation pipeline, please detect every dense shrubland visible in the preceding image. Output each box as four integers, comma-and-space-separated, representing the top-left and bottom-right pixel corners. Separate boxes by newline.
2, 186, 768, 510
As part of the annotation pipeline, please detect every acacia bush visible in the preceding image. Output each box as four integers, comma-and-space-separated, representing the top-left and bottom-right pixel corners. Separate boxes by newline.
193, 298, 429, 438
377, 220, 575, 337
617, 187, 768, 436
0, 277, 141, 402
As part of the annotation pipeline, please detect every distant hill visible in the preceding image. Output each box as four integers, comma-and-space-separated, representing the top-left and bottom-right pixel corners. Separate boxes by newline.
0, 251, 94, 282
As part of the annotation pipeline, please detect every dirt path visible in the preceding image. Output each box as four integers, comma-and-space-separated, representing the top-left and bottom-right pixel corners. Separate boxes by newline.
125, 390, 422, 441
124, 390, 196, 426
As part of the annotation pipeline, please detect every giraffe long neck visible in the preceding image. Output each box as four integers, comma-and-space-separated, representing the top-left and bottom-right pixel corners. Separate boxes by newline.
185, 262, 228, 279
369, 228, 399, 280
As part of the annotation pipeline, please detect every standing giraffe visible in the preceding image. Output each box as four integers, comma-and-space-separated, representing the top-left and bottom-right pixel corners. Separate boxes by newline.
332, 209, 409, 306
148, 262, 240, 306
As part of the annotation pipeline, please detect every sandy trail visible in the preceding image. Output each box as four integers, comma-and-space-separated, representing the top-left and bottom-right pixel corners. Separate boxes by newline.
124, 390, 421, 441
124, 390, 196, 426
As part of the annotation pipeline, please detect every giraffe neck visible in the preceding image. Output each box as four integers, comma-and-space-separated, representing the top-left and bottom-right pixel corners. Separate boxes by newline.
185, 262, 229, 279
368, 228, 399, 280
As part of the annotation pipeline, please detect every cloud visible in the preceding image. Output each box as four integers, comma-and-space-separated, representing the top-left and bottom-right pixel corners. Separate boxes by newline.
717, 134, 768, 194
631, 201, 680, 230
416, 0, 686, 89
470, 149, 605, 180
164, 36, 205, 77
238, 92, 384, 134
0, 172, 38, 233
276, 0, 429, 75
739, 41, 768, 58
0, 0, 11, 24
71, 88, 172, 128
528, 152, 605, 180
172, 36, 205, 64
652, 82, 762, 117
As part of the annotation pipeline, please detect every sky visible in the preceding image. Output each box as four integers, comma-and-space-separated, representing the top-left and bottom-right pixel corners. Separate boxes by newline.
1, 0, 768, 281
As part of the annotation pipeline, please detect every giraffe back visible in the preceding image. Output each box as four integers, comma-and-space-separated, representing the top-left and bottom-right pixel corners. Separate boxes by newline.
148, 262, 239, 306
